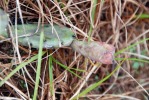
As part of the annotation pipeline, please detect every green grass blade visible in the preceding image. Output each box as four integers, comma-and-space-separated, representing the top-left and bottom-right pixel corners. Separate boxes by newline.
0, 52, 46, 86
52, 57, 82, 79
115, 38, 149, 56
134, 14, 149, 19
69, 68, 85, 72
88, 0, 98, 39
33, 31, 44, 100
49, 55, 54, 95
72, 59, 126, 99
115, 57, 149, 64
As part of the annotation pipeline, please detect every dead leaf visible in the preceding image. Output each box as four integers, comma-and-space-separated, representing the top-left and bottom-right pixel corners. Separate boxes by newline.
71, 40, 115, 64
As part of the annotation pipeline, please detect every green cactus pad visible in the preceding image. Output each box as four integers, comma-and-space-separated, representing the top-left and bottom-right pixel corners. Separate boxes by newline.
0, 9, 75, 49
9, 24, 75, 48
0, 9, 9, 35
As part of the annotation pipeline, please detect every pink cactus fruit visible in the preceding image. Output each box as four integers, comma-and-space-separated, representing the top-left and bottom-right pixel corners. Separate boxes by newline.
71, 40, 115, 64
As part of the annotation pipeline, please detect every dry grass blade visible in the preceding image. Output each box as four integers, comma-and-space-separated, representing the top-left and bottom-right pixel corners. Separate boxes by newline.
0, 0, 149, 100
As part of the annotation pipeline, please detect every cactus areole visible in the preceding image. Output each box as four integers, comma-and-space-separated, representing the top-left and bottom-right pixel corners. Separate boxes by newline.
0, 9, 115, 64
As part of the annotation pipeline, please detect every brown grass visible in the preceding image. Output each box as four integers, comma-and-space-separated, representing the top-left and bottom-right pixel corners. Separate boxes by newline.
0, 0, 149, 100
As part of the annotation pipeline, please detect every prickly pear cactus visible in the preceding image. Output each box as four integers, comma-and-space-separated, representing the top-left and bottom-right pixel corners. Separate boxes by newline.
0, 9, 75, 49
0, 9, 115, 64
10, 24, 75, 49
0, 9, 9, 35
